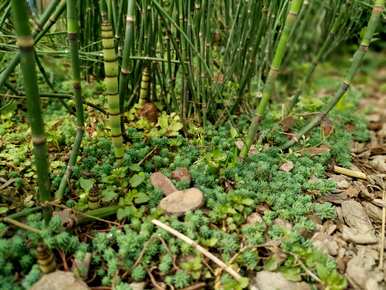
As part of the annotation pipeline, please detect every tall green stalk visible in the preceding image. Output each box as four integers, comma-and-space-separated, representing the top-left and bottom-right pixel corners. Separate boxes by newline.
56, 0, 85, 200
240, 0, 303, 159
283, 0, 385, 150
100, 0, 124, 162
11, 0, 51, 201
119, 0, 135, 124
0, 0, 65, 90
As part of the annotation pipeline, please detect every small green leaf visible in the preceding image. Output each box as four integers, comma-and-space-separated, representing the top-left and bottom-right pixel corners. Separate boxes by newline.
129, 163, 142, 172
280, 266, 302, 282
158, 113, 169, 129
264, 256, 281, 271
79, 177, 95, 193
0, 207, 8, 215
230, 127, 238, 139
134, 192, 149, 204
101, 189, 118, 202
117, 206, 137, 220
129, 172, 145, 187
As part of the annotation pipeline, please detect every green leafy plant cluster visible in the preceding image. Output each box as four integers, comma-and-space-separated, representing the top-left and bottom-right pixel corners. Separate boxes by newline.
0, 70, 371, 289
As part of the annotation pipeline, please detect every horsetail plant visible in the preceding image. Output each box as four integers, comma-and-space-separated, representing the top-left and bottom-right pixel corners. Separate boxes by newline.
100, 0, 125, 162
283, 0, 385, 150
56, 0, 85, 200
119, 0, 135, 129
11, 0, 51, 201
0, 0, 65, 90
240, 0, 304, 159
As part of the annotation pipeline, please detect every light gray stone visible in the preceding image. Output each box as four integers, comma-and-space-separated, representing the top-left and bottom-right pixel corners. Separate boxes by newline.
159, 188, 204, 215
31, 271, 89, 290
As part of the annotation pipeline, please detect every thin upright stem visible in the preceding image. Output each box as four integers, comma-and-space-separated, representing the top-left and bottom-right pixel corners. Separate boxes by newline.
56, 0, 85, 200
283, 0, 385, 149
11, 0, 52, 201
241, 0, 304, 159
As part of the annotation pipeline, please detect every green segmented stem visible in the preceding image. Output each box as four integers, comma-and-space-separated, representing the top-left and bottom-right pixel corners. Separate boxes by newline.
283, 0, 385, 149
11, 0, 51, 201
55, 0, 85, 200
119, 0, 135, 118
241, 0, 304, 159
0, 0, 65, 90
101, 8, 124, 161
139, 66, 151, 105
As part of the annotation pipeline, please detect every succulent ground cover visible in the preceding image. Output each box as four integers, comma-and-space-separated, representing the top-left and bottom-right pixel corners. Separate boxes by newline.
1, 52, 385, 289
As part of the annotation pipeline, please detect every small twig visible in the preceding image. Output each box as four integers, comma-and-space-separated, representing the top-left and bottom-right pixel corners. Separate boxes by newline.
137, 146, 158, 166
181, 282, 206, 290
379, 180, 385, 270
288, 252, 321, 283
155, 235, 180, 270
147, 268, 165, 290
133, 235, 156, 268
215, 245, 251, 279
333, 165, 367, 180
46, 202, 121, 226
58, 250, 69, 271
0, 178, 16, 190
152, 219, 243, 282
2, 217, 42, 234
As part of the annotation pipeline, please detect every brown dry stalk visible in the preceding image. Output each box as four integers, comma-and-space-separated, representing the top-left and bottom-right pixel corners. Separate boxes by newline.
333, 165, 367, 180
379, 180, 385, 269
152, 219, 243, 281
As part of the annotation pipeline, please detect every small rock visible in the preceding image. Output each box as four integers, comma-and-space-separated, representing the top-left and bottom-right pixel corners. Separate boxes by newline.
274, 218, 292, 230
329, 174, 351, 190
171, 167, 192, 184
370, 155, 386, 172
362, 202, 383, 223
250, 271, 310, 290
129, 282, 146, 290
31, 271, 89, 290
341, 200, 377, 244
150, 172, 177, 195
280, 161, 294, 172
344, 186, 359, 198
247, 213, 263, 225
346, 248, 385, 290
159, 188, 204, 215
311, 233, 339, 256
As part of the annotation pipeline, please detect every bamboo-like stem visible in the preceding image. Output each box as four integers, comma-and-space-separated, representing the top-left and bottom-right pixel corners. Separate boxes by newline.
152, 219, 244, 282
241, 0, 303, 159
100, 0, 125, 162
0, 0, 65, 90
2, 207, 42, 220
56, 0, 85, 200
283, 0, 385, 150
11, 0, 51, 201
3, 217, 42, 234
118, 0, 135, 131
139, 66, 151, 105
76, 205, 121, 225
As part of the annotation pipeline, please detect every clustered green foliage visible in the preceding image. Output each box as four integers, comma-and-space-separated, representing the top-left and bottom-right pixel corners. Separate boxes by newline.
0, 83, 367, 289
0, 77, 370, 289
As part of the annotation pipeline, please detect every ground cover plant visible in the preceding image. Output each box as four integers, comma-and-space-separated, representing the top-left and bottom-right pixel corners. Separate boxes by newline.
0, 0, 385, 289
